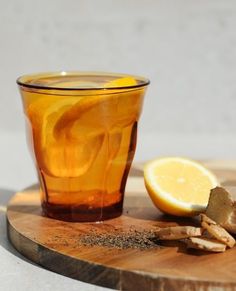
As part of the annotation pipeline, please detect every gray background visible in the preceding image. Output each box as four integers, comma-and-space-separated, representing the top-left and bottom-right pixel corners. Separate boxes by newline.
1, 0, 236, 133
1, 0, 236, 187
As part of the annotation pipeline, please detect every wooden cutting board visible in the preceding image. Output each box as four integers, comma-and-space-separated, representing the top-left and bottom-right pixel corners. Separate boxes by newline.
6, 161, 236, 291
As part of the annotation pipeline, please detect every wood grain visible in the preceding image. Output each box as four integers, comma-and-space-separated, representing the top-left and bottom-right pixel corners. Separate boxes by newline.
6, 162, 236, 290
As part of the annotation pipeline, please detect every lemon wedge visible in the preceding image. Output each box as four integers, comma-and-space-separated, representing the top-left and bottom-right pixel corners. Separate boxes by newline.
144, 157, 219, 217
27, 96, 79, 146
105, 77, 137, 88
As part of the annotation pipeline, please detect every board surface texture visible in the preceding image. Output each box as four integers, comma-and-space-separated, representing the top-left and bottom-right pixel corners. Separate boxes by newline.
6, 161, 236, 290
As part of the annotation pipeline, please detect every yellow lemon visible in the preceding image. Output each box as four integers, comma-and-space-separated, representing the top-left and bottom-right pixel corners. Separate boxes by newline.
105, 77, 137, 88
27, 96, 79, 146
54, 77, 138, 136
144, 157, 218, 217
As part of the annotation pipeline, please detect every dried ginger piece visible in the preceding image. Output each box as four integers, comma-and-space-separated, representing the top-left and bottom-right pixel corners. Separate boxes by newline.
200, 213, 217, 225
200, 214, 235, 248
184, 237, 226, 252
153, 187, 236, 253
156, 226, 202, 240
206, 186, 236, 234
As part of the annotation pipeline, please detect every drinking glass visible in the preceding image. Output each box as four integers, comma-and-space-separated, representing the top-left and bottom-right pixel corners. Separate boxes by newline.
17, 72, 149, 221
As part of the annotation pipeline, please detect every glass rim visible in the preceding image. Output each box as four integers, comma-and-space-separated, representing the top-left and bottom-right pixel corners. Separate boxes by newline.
16, 71, 150, 91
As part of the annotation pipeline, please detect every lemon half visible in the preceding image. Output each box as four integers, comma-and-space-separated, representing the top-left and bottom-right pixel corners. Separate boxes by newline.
144, 157, 218, 217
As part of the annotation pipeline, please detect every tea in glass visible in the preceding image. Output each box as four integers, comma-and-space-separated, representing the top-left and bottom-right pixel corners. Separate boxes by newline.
17, 72, 149, 221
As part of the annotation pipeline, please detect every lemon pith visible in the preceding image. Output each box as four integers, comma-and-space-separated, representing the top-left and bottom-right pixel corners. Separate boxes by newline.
144, 157, 219, 217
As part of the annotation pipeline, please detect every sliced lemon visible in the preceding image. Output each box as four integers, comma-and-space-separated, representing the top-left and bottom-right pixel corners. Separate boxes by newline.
105, 77, 137, 88
27, 95, 79, 146
144, 157, 219, 217
54, 77, 138, 136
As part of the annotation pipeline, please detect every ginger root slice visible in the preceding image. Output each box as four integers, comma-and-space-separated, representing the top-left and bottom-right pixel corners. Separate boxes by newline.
200, 214, 235, 248
205, 186, 236, 234
184, 237, 226, 252
200, 213, 217, 225
156, 226, 202, 240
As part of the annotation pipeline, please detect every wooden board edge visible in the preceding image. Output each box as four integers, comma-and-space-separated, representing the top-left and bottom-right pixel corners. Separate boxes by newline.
7, 213, 236, 290
7, 215, 40, 263
120, 271, 236, 291
6, 173, 236, 291
6, 213, 120, 289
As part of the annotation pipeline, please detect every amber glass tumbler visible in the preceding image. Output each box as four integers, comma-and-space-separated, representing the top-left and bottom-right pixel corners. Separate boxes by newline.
17, 72, 149, 221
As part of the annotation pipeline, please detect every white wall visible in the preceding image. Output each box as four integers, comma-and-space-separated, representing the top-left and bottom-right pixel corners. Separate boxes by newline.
1, 0, 236, 188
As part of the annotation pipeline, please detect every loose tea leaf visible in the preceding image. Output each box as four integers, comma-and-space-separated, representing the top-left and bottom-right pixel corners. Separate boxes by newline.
78, 228, 160, 250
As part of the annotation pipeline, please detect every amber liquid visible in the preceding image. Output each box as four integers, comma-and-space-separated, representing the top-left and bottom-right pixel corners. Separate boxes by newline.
20, 75, 145, 221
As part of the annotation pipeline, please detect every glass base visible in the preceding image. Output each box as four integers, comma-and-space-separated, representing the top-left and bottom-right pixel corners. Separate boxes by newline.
42, 201, 123, 222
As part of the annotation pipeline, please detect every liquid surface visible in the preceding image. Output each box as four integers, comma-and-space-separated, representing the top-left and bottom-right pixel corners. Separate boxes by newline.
18, 72, 149, 90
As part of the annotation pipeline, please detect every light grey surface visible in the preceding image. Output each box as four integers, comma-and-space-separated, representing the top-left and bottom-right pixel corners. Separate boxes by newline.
1, 0, 236, 136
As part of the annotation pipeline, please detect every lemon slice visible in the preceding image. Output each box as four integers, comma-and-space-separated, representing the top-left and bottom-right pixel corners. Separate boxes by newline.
105, 77, 137, 88
54, 77, 138, 136
144, 157, 219, 217
28, 96, 79, 146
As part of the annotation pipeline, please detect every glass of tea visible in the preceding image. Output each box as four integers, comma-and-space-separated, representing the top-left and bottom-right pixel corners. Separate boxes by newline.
17, 72, 149, 222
